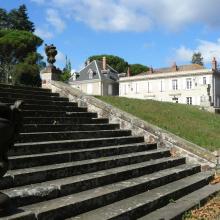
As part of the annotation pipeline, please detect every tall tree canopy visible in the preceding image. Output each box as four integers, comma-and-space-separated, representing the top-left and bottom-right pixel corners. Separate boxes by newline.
89, 55, 129, 73
88, 54, 148, 76
0, 5, 43, 86
191, 52, 204, 66
129, 64, 149, 76
0, 30, 43, 85
0, 4, 34, 32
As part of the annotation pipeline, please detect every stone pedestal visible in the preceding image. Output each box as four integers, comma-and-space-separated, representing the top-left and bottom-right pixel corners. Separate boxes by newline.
40, 65, 60, 89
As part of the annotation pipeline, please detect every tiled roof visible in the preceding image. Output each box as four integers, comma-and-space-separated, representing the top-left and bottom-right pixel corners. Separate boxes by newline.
139, 64, 205, 75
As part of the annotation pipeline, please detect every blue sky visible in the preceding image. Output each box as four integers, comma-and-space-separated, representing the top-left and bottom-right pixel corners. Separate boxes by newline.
1, 0, 220, 71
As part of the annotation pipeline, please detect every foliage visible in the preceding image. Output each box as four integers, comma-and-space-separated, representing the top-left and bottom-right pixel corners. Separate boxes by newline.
0, 4, 34, 32
88, 54, 149, 75
129, 64, 149, 76
0, 9, 8, 29
88, 55, 129, 73
191, 52, 204, 66
0, 30, 43, 85
13, 62, 41, 87
59, 56, 72, 82
97, 96, 220, 151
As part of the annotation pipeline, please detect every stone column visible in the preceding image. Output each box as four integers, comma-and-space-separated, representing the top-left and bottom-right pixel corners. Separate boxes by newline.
40, 65, 60, 89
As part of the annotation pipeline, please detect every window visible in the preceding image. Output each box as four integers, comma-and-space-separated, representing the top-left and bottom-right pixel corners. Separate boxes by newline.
135, 83, 139, 94
186, 78, 192, 89
172, 79, 178, 90
124, 84, 127, 94
203, 77, 207, 85
160, 80, 164, 92
172, 97, 178, 103
147, 82, 151, 93
88, 69, 93, 79
108, 84, 113, 95
186, 97, 192, 105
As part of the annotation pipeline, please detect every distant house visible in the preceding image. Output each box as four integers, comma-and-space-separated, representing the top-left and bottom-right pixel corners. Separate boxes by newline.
69, 57, 119, 96
119, 58, 220, 112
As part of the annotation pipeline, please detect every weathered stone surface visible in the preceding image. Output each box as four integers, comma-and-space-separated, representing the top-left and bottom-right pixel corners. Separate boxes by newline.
140, 183, 220, 220
0, 83, 217, 219
51, 81, 216, 168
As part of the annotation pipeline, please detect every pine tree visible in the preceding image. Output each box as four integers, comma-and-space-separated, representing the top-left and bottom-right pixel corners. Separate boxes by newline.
0, 9, 8, 29
8, 4, 35, 32
191, 52, 204, 66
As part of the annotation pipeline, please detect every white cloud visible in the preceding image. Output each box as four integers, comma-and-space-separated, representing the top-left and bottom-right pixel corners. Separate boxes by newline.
46, 9, 66, 33
175, 46, 194, 62
35, 27, 54, 39
30, 0, 45, 4
175, 39, 220, 64
31, 0, 220, 32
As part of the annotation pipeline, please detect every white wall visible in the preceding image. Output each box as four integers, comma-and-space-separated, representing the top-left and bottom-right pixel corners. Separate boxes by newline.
120, 72, 214, 107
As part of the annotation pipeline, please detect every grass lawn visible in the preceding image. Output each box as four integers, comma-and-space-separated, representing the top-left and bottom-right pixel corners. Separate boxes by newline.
96, 96, 220, 151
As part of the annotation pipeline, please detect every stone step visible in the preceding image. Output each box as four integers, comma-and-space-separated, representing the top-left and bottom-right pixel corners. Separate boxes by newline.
0, 211, 35, 220
2, 149, 170, 189
0, 89, 59, 101
0, 88, 59, 97
0, 96, 75, 106
21, 123, 120, 133
68, 171, 213, 220
0, 93, 68, 102
21, 110, 97, 118
4, 102, 80, 111
20, 167, 210, 220
0, 83, 51, 93
17, 129, 131, 143
4, 162, 194, 208
9, 142, 156, 169
23, 117, 108, 124
11, 136, 145, 156
139, 183, 220, 220
20, 104, 85, 112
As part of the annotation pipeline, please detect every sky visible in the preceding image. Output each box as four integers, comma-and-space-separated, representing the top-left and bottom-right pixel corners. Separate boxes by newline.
1, 0, 220, 71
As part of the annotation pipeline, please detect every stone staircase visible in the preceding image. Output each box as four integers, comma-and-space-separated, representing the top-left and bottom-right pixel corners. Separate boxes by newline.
0, 83, 218, 220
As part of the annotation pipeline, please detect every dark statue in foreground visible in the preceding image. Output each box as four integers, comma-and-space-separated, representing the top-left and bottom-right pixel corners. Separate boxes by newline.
0, 100, 23, 215
45, 44, 58, 66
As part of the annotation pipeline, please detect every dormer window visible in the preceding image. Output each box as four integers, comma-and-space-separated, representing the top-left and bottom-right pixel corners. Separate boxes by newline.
88, 68, 93, 79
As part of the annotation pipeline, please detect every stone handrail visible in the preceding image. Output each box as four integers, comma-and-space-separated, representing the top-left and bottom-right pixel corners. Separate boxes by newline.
51, 80, 216, 168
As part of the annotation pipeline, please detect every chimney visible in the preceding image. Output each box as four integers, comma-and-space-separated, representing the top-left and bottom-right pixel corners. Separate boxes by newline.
212, 57, 217, 71
102, 56, 107, 70
172, 62, 178, 71
127, 66, 131, 77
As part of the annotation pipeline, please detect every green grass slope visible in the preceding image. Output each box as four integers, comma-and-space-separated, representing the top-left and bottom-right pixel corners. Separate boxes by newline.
97, 96, 220, 151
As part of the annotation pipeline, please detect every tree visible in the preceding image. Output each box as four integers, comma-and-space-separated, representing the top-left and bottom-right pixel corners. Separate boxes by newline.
88, 55, 129, 73
191, 52, 203, 66
0, 30, 43, 85
130, 64, 149, 76
59, 56, 72, 82
0, 9, 8, 29
7, 4, 35, 32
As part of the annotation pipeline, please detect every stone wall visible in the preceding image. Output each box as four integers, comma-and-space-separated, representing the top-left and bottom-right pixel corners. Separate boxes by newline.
51, 80, 216, 169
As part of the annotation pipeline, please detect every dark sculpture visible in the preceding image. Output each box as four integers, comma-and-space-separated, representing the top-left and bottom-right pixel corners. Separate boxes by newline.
45, 44, 58, 66
0, 100, 23, 215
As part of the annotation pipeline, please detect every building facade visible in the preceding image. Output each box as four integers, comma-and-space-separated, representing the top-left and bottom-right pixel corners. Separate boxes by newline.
119, 58, 220, 111
69, 57, 119, 96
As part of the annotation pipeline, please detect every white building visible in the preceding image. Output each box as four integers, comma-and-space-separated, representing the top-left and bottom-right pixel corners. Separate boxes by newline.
119, 58, 220, 111
69, 57, 119, 96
